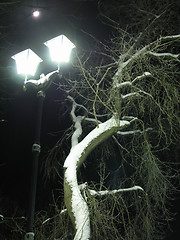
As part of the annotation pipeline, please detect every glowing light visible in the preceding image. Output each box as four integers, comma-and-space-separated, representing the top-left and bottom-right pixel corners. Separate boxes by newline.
44, 35, 75, 63
32, 10, 40, 17
11, 49, 43, 76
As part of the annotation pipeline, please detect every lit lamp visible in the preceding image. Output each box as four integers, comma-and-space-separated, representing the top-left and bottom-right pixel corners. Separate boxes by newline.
11, 49, 43, 83
11, 35, 75, 240
44, 34, 75, 64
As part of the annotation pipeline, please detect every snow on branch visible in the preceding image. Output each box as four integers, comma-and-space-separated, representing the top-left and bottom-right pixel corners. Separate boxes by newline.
84, 117, 102, 125
88, 186, 144, 196
64, 116, 130, 240
67, 95, 108, 118
67, 96, 83, 148
71, 115, 83, 148
121, 92, 141, 99
132, 72, 152, 84
117, 127, 153, 136
149, 51, 180, 60
113, 34, 180, 88
42, 209, 68, 225
115, 72, 152, 89
121, 87, 154, 100
159, 34, 180, 41
113, 45, 152, 87
64, 116, 130, 169
79, 183, 144, 196
122, 116, 137, 121
115, 81, 132, 88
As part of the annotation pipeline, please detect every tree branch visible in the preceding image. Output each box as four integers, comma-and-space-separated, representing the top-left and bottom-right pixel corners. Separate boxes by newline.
64, 116, 130, 240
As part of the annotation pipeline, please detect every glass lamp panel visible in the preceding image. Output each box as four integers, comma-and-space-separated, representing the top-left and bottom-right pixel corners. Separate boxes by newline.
44, 35, 75, 63
11, 49, 43, 76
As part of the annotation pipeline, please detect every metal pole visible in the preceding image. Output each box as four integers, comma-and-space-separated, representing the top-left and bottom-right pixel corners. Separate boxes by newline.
25, 90, 45, 240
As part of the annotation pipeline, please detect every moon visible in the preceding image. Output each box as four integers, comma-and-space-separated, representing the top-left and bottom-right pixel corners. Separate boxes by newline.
32, 10, 40, 17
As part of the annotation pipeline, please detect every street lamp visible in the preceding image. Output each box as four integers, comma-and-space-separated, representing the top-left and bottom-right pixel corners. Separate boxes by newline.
11, 49, 43, 83
44, 35, 75, 64
11, 35, 75, 240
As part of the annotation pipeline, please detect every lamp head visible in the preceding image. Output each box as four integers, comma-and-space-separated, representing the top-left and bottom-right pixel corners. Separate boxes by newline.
11, 49, 43, 76
44, 35, 75, 63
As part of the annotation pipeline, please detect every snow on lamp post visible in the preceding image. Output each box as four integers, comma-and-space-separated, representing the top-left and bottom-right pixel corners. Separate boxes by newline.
11, 35, 75, 240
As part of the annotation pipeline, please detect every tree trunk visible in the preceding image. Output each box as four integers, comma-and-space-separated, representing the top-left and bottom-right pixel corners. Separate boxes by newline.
63, 117, 129, 240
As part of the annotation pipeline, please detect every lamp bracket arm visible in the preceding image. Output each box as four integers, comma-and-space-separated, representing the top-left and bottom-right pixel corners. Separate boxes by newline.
24, 70, 59, 91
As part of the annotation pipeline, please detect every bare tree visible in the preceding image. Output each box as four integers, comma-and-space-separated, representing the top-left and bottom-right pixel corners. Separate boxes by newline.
1, 1, 178, 239
39, 1, 180, 240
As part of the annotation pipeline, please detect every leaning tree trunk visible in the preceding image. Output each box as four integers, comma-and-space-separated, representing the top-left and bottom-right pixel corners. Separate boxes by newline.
63, 116, 129, 240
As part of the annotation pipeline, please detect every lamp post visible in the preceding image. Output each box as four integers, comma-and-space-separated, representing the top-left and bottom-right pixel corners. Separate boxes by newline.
11, 35, 75, 240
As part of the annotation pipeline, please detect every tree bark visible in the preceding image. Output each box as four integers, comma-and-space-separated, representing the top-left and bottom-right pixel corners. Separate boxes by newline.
63, 117, 129, 240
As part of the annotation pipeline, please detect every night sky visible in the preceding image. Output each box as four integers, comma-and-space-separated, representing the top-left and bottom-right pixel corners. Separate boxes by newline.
0, 0, 108, 195
0, 0, 109, 206
0, 0, 179, 239
0, 0, 113, 234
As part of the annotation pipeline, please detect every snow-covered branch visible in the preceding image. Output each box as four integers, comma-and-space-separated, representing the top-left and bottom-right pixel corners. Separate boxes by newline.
113, 45, 151, 87
114, 72, 152, 89
117, 127, 153, 136
71, 115, 83, 148
67, 96, 108, 118
121, 88, 153, 100
87, 186, 144, 196
84, 117, 102, 125
79, 182, 144, 196
132, 72, 152, 84
64, 116, 130, 240
68, 96, 83, 148
159, 34, 180, 41
113, 34, 180, 88
42, 209, 68, 225
118, 13, 163, 63
121, 92, 141, 99
115, 81, 132, 88
122, 116, 138, 121
64, 116, 130, 170
149, 51, 180, 60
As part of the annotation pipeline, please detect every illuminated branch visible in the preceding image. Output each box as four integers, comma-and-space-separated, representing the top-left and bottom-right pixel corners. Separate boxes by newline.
67, 96, 83, 148
79, 182, 144, 196
149, 51, 180, 60
64, 117, 130, 240
113, 34, 180, 88
117, 127, 153, 136
87, 186, 144, 196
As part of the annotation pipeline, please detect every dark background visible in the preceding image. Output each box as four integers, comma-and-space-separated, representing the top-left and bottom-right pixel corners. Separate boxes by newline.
0, 0, 179, 239
0, 0, 109, 213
